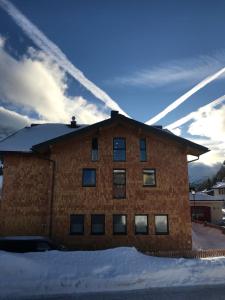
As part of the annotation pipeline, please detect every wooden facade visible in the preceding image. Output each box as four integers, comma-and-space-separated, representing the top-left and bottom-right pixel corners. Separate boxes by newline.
0, 113, 208, 251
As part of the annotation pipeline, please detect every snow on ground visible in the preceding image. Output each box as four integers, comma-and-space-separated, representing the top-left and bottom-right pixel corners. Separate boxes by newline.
192, 222, 225, 250
1, 247, 225, 298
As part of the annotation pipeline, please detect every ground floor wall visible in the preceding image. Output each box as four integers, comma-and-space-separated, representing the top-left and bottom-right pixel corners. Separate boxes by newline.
51, 210, 192, 251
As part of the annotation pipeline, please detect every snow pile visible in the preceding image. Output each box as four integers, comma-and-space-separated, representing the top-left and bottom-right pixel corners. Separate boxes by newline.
1, 247, 225, 298
192, 223, 225, 250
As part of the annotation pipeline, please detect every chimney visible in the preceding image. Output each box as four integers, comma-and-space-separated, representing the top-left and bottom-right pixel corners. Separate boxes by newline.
70, 116, 77, 128
111, 110, 119, 118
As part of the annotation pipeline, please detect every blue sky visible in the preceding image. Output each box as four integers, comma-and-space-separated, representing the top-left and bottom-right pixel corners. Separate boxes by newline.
1, 0, 225, 180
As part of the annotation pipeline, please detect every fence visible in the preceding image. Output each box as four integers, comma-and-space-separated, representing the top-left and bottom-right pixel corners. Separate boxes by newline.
146, 249, 225, 258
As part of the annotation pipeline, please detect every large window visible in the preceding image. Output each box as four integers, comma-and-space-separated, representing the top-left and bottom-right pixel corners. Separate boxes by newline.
113, 215, 127, 234
113, 138, 126, 161
113, 169, 126, 198
70, 215, 84, 235
91, 138, 98, 161
143, 169, 156, 186
82, 169, 96, 187
135, 215, 148, 234
140, 138, 147, 161
155, 215, 169, 235
91, 214, 105, 235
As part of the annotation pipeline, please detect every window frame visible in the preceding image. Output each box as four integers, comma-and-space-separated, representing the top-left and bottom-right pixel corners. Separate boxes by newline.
140, 138, 147, 162
113, 169, 126, 199
70, 214, 85, 235
82, 168, 96, 187
91, 214, 105, 235
155, 214, 169, 235
113, 214, 127, 235
113, 137, 126, 161
91, 137, 99, 161
143, 168, 156, 187
135, 214, 149, 235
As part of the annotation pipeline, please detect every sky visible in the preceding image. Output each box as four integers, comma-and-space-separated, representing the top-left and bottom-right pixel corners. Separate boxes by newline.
1, 0, 225, 181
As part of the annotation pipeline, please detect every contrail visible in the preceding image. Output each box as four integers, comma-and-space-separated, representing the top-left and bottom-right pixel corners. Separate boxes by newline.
165, 94, 225, 130
0, 0, 129, 116
145, 67, 225, 125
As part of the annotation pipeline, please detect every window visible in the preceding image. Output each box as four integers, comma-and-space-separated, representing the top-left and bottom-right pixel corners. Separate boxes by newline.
140, 138, 147, 161
82, 169, 96, 187
155, 215, 169, 235
143, 169, 156, 186
92, 138, 98, 161
113, 215, 127, 234
70, 215, 84, 235
113, 138, 126, 161
135, 215, 148, 234
91, 214, 105, 235
113, 169, 126, 198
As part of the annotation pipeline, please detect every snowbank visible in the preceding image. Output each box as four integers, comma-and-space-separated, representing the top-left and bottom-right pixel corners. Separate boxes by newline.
1, 247, 225, 298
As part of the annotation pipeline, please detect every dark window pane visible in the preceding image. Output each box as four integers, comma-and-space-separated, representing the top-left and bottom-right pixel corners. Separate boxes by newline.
113, 138, 126, 161
140, 138, 146, 150
114, 138, 125, 149
155, 215, 168, 234
113, 215, 127, 234
113, 170, 126, 198
113, 149, 126, 161
140, 150, 147, 161
70, 215, 84, 234
143, 169, 156, 186
83, 169, 96, 186
135, 215, 148, 234
91, 215, 105, 234
92, 138, 98, 161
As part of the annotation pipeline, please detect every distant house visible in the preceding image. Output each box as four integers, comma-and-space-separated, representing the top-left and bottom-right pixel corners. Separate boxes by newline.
0, 112, 208, 251
212, 182, 225, 196
190, 192, 224, 224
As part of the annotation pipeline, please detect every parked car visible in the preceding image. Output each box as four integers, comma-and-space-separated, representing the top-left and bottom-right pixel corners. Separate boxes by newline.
0, 236, 66, 252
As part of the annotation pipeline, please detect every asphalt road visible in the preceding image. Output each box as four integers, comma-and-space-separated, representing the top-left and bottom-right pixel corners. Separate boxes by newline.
4, 284, 225, 300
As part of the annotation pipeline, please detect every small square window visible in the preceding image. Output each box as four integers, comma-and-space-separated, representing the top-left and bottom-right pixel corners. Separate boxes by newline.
91, 215, 105, 235
70, 215, 84, 235
82, 169, 96, 187
155, 215, 169, 235
135, 215, 148, 234
143, 169, 156, 186
113, 215, 127, 234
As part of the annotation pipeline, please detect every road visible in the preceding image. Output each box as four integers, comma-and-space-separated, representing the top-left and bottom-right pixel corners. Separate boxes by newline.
5, 284, 225, 300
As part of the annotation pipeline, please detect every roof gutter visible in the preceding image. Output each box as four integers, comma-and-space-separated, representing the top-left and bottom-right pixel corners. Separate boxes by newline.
32, 149, 55, 239
187, 155, 199, 163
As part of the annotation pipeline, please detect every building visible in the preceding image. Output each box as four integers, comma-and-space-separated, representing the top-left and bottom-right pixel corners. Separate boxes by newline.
0, 112, 208, 251
212, 182, 225, 196
190, 192, 224, 224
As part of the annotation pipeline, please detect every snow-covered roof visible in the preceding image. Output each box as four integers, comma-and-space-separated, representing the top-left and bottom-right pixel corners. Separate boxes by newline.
212, 182, 225, 189
189, 192, 225, 201
0, 123, 87, 153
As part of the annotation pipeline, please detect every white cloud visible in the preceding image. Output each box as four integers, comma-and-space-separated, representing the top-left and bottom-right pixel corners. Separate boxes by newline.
0, 43, 108, 127
0, 0, 128, 116
109, 52, 225, 88
0, 106, 36, 140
